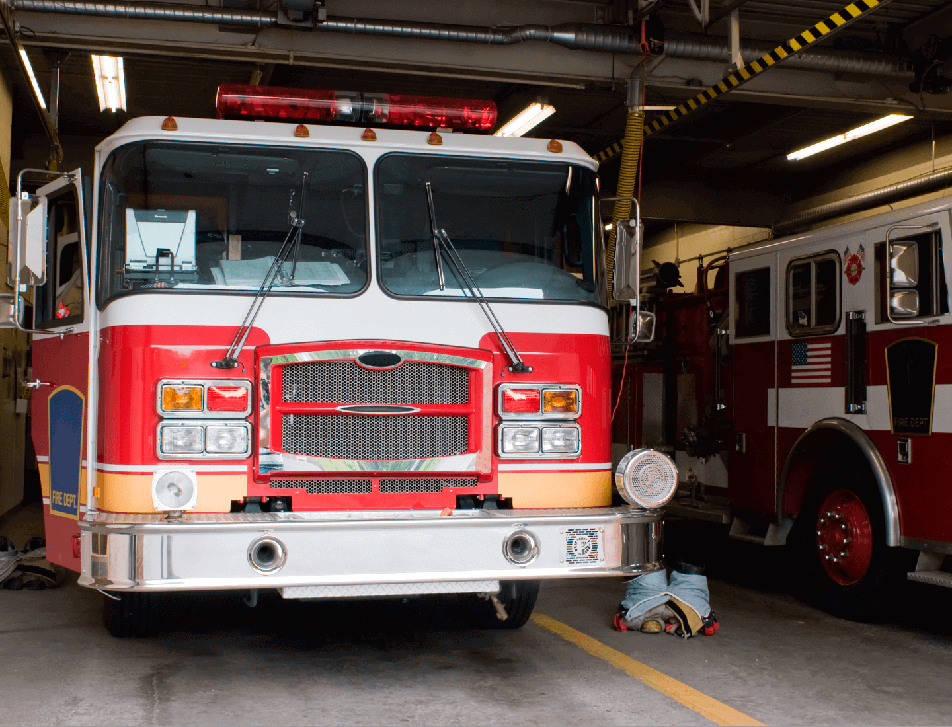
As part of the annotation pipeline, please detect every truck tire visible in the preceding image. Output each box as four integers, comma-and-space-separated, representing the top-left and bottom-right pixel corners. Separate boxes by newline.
103, 592, 158, 637
795, 469, 911, 622
484, 580, 540, 629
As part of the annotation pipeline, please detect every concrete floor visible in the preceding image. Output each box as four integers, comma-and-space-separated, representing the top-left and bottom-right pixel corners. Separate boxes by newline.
3, 507, 952, 726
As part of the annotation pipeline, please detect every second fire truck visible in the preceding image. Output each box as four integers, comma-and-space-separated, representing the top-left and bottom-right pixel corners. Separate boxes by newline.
617, 193, 952, 620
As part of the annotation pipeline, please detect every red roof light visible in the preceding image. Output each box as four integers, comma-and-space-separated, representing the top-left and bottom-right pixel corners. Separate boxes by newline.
215, 84, 497, 132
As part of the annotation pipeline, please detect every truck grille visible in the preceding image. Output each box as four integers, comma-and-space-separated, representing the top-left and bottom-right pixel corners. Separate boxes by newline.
283, 360, 469, 405
282, 414, 468, 460
270, 479, 372, 494
379, 478, 477, 493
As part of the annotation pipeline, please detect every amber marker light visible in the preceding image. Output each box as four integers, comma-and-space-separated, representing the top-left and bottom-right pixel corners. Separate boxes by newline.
543, 389, 578, 414
162, 384, 203, 412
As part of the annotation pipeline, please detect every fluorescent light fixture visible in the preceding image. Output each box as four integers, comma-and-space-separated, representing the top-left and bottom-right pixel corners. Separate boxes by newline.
92, 55, 127, 112
19, 49, 46, 110
787, 114, 913, 161
642, 105, 676, 111
494, 102, 556, 137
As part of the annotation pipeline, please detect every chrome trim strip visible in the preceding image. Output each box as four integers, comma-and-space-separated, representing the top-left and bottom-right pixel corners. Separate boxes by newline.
498, 462, 611, 471
777, 417, 900, 547
335, 404, 420, 414
263, 348, 489, 368
899, 536, 952, 555
258, 452, 479, 473
78, 506, 662, 591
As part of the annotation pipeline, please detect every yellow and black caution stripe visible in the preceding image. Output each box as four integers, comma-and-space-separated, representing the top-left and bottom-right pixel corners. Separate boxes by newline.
593, 0, 894, 164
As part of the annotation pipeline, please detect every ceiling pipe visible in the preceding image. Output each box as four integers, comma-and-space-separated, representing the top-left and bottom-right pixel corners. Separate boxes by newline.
13, 0, 915, 79
773, 166, 952, 236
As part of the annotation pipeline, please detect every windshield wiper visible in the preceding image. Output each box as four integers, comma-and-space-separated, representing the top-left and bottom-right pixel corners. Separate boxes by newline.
424, 182, 532, 374
424, 182, 446, 291
212, 173, 308, 370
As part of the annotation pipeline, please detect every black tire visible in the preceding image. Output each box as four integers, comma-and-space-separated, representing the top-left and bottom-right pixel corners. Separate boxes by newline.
103, 592, 159, 637
793, 466, 913, 622
484, 580, 540, 629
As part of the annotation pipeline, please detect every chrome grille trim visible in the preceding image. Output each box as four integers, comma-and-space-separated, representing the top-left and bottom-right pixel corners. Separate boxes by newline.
379, 478, 477, 493
259, 348, 493, 474
270, 479, 372, 494
282, 415, 468, 460
283, 360, 468, 405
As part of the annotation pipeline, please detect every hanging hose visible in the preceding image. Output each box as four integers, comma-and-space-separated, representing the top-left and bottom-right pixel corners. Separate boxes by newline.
605, 108, 644, 301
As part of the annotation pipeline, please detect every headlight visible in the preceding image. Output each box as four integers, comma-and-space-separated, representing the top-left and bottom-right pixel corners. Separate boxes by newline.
501, 426, 541, 454
157, 421, 251, 459
160, 424, 204, 454
614, 448, 678, 509
206, 423, 250, 454
541, 426, 580, 454
152, 469, 198, 511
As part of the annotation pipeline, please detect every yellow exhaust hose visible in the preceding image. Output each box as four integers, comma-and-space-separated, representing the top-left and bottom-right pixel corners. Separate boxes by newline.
606, 108, 644, 301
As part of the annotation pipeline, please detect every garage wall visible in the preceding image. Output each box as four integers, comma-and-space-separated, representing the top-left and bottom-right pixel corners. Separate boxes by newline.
643, 224, 770, 293
0, 67, 29, 519
643, 129, 952, 288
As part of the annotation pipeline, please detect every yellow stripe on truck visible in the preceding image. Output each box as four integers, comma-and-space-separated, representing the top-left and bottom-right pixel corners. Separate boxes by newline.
97, 472, 246, 513
498, 470, 612, 508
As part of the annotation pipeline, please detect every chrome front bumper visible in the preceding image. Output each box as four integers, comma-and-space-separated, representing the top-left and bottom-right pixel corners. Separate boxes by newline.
78, 507, 663, 593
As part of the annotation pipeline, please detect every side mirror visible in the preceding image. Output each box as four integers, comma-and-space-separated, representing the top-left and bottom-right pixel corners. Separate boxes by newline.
890, 241, 918, 288
0, 293, 26, 328
7, 194, 48, 287
630, 308, 655, 342
612, 218, 641, 301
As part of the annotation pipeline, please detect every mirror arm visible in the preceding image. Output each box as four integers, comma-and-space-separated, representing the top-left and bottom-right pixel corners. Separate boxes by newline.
11, 169, 74, 335
885, 223, 939, 326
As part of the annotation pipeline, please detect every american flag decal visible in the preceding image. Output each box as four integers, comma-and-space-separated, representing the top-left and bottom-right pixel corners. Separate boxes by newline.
791, 341, 832, 385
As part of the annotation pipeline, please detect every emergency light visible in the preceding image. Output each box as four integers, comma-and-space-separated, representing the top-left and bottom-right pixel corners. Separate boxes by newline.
215, 84, 497, 131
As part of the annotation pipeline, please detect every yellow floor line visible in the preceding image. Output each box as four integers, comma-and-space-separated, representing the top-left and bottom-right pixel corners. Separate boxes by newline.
531, 613, 765, 727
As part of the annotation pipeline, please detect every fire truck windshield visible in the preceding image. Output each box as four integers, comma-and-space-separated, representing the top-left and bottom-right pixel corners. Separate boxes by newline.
96, 141, 368, 307
376, 154, 604, 306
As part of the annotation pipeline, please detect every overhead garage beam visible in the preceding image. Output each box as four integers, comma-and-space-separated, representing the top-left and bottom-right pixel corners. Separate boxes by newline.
0, 3, 61, 163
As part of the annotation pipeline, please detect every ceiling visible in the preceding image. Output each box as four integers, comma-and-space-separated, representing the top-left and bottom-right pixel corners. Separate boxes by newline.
4, 0, 952, 230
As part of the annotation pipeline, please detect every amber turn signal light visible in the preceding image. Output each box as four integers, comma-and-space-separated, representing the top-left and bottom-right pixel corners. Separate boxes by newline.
543, 389, 578, 414
162, 385, 203, 411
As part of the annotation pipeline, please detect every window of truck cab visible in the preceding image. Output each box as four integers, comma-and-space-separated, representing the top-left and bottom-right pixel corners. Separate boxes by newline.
34, 183, 85, 328
374, 153, 606, 307
785, 251, 841, 337
96, 141, 368, 308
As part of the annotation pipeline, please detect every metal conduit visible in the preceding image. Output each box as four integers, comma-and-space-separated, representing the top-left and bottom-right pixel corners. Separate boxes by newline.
13, 0, 914, 79
773, 167, 952, 236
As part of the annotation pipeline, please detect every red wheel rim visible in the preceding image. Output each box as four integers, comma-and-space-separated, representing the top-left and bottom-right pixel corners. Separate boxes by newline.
814, 488, 873, 586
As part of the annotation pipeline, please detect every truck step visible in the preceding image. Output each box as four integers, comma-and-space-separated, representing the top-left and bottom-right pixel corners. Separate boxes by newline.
730, 532, 768, 544
907, 570, 952, 588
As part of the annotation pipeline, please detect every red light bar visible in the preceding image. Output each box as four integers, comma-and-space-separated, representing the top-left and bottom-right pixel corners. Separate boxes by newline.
216, 84, 497, 131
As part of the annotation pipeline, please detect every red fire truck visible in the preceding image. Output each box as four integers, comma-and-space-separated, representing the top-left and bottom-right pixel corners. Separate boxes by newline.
615, 194, 952, 620
3, 85, 677, 636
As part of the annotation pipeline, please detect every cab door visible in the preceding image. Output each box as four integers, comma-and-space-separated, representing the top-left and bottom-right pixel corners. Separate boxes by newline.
867, 210, 952, 545
28, 172, 90, 572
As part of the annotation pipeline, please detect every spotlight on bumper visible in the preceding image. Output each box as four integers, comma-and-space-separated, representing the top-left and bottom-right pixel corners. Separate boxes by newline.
615, 449, 678, 508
